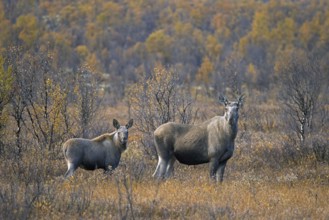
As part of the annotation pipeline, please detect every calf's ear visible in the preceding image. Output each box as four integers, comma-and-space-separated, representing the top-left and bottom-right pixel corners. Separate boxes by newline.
126, 119, 134, 129
113, 119, 121, 129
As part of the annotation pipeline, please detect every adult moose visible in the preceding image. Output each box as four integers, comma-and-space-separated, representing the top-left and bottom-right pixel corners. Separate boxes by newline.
153, 95, 243, 182
63, 119, 133, 178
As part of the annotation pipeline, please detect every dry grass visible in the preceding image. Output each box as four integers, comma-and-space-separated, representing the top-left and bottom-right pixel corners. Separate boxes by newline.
1, 146, 329, 220
1, 101, 329, 219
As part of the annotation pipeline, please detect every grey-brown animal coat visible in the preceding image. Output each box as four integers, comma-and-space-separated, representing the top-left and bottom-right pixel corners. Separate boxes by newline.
153, 96, 243, 182
63, 119, 133, 178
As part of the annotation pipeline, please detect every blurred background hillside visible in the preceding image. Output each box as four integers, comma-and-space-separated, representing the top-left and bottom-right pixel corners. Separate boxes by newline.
1, 0, 329, 96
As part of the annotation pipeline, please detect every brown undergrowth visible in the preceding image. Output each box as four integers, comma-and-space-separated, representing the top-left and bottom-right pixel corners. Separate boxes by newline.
1, 141, 329, 219
1, 101, 328, 219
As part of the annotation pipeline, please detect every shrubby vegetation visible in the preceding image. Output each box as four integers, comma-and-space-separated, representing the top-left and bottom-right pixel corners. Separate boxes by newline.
126, 66, 197, 157
0, 0, 328, 219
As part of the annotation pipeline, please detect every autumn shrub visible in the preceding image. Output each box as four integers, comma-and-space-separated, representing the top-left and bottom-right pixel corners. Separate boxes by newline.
310, 135, 329, 163
71, 67, 102, 139
277, 53, 324, 143
241, 97, 281, 133
0, 180, 45, 220
126, 67, 197, 158
0, 55, 13, 155
0, 145, 62, 220
0, 47, 111, 161
123, 158, 149, 183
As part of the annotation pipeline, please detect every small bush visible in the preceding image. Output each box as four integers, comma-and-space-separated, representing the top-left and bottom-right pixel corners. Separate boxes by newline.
311, 136, 329, 163
126, 67, 197, 158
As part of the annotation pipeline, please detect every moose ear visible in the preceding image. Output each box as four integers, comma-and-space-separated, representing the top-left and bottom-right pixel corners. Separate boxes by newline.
219, 95, 229, 106
126, 119, 133, 129
237, 94, 245, 107
113, 119, 120, 129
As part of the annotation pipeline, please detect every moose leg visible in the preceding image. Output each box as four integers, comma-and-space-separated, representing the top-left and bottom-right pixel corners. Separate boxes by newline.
215, 149, 233, 182
216, 160, 228, 182
157, 157, 169, 178
153, 156, 168, 178
219, 149, 233, 162
64, 162, 77, 179
153, 142, 173, 179
209, 158, 220, 180
165, 157, 176, 178
104, 166, 114, 175
152, 158, 161, 177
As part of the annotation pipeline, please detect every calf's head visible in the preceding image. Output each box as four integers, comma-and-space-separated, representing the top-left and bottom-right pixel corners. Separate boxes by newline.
113, 119, 134, 145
